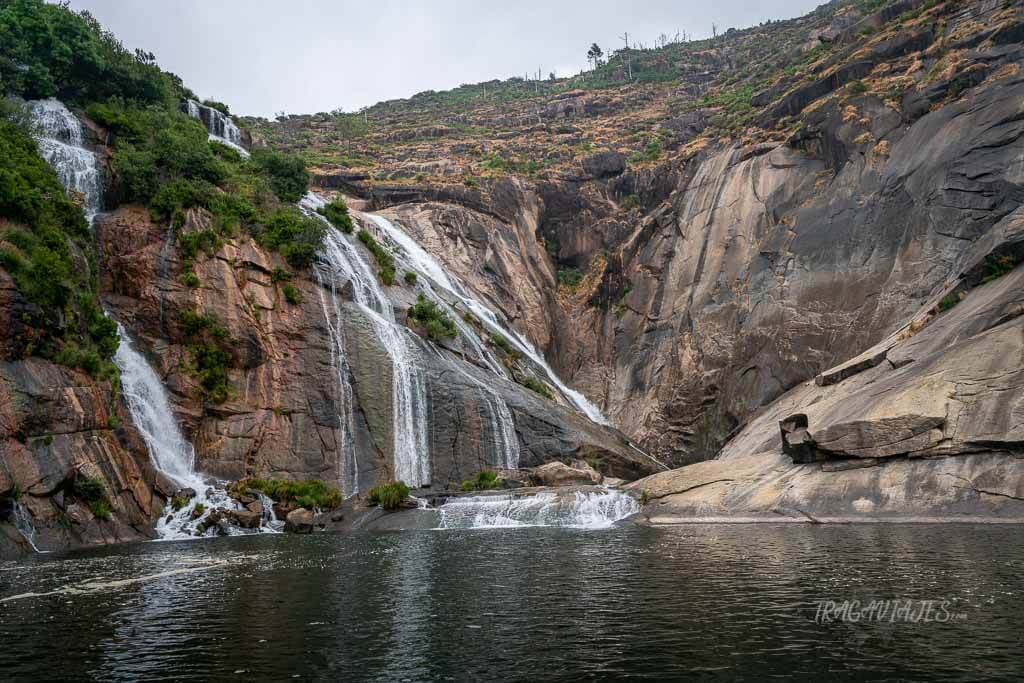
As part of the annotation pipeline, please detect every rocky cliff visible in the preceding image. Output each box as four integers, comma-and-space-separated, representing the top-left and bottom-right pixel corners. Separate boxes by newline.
305, 0, 1024, 472
289, 0, 1024, 518
96, 204, 650, 490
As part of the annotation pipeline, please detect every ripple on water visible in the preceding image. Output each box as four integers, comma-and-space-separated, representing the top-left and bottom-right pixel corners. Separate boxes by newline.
0, 525, 1021, 680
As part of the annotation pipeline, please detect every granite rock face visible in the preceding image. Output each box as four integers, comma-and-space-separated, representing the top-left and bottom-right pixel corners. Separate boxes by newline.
368, 51, 1024, 472
94, 203, 651, 502
0, 356, 165, 556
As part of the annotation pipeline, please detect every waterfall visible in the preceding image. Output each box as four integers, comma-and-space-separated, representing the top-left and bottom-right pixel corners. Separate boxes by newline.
114, 324, 203, 493
12, 503, 42, 553
114, 324, 275, 539
28, 99, 102, 224
365, 214, 609, 425
435, 489, 639, 529
182, 99, 249, 157
302, 194, 432, 488
256, 492, 283, 530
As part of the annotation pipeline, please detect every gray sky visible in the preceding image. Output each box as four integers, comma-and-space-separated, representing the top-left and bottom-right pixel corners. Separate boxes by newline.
67, 0, 824, 118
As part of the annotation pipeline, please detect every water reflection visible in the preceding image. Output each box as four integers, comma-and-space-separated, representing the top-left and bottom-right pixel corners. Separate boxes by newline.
0, 525, 1021, 680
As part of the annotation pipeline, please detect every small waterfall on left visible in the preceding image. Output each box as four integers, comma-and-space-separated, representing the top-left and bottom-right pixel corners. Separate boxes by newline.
29, 99, 102, 224
12, 503, 42, 553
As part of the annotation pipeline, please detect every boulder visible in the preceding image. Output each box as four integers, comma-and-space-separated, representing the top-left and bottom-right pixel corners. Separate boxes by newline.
225, 508, 261, 529
284, 508, 314, 534
529, 461, 601, 487
580, 151, 626, 179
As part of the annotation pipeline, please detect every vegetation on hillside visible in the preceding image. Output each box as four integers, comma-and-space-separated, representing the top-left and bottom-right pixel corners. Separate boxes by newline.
232, 478, 343, 510
0, 0, 319, 384
0, 116, 119, 380
0, 0, 189, 107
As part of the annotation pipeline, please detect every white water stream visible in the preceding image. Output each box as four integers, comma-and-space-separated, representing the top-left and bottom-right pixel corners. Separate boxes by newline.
28, 100, 270, 539
365, 214, 609, 425
29, 99, 102, 224
303, 193, 432, 488
435, 489, 639, 529
183, 99, 249, 157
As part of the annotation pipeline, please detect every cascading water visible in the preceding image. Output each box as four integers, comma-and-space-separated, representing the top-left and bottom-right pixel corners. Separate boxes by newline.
365, 214, 609, 425
28, 99, 102, 224
114, 324, 265, 538
12, 503, 42, 553
302, 194, 431, 488
435, 489, 640, 529
29, 99, 271, 538
182, 99, 249, 157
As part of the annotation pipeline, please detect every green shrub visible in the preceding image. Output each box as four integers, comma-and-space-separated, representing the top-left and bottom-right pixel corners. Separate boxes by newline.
177, 228, 220, 260
106, 415, 120, 429
938, 292, 960, 312
236, 478, 343, 510
282, 283, 301, 304
489, 332, 519, 358
256, 208, 326, 269
271, 267, 293, 283
0, 119, 118, 372
179, 271, 200, 288
171, 495, 189, 511
357, 229, 396, 285
202, 99, 230, 116
982, 255, 1016, 283
192, 502, 206, 516
557, 268, 583, 288
368, 481, 410, 509
409, 294, 456, 341
522, 376, 553, 400
461, 470, 500, 492
628, 138, 663, 164
404, 270, 418, 285
178, 309, 234, 403
317, 199, 354, 233
251, 149, 309, 203
848, 79, 868, 95
73, 473, 112, 520
621, 194, 642, 211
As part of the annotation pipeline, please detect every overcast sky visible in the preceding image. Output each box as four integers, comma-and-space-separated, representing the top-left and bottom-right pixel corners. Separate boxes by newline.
67, 0, 823, 118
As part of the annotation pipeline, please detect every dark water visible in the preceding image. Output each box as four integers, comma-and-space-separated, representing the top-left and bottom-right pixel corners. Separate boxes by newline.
1, 525, 1022, 681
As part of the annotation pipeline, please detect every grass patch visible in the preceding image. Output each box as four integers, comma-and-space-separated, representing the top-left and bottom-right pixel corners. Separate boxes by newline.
404, 270, 417, 285
179, 271, 200, 288
461, 470, 500, 492
938, 292, 960, 312
368, 481, 410, 509
521, 376, 553, 400
557, 267, 583, 288
234, 478, 343, 510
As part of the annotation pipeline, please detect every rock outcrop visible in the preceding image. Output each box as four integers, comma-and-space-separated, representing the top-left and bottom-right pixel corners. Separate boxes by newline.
95, 202, 653, 499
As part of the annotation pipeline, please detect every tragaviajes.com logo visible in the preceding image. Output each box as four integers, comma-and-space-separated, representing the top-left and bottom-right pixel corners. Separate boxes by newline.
814, 599, 968, 624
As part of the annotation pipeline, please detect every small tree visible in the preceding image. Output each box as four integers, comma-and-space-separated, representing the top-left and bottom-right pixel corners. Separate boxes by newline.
587, 43, 604, 70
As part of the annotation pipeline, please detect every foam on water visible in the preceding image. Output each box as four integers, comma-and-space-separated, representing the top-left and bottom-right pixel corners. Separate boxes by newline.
435, 489, 640, 529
